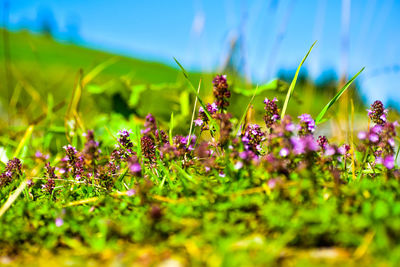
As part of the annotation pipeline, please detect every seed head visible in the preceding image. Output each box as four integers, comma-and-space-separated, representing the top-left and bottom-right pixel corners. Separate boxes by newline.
368, 100, 388, 125
141, 136, 156, 163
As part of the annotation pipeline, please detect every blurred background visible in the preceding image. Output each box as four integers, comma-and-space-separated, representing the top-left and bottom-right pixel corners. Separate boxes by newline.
0, 0, 399, 151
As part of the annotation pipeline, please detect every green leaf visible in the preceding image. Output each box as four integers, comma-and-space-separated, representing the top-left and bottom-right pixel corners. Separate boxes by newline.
13, 125, 34, 158
233, 79, 278, 96
373, 200, 389, 219
281, 41, 316, 118
87, 84, 106, 94
315, 67, 364, 125
0, 147, 8, 165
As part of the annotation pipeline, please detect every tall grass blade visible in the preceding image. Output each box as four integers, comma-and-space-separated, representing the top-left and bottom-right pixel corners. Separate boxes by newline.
351, 99, 356, 180
169, 112, 174, 145
82, 57, 118, 86
0, 179, 27, 218
188, 80, 201, 145
233, 79, 277, 96
13, 125, 34, 158
281, 41, 316, 118
173, 57, 219, 131
315, 67, 364, 125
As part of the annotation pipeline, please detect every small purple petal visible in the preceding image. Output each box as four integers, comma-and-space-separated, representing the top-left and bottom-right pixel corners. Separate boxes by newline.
55, 218, 64, 227
338, 146, 346, 155
324, 146, 336, 156
371, 125, 383, 134
129, 162, 142, 174
194, 119, 204, 126
369, 133, 379, 143
234, 161, 243, 170
268, 179, 277, 189
127, 189, 136, 196
357, 131, 367, 140
279, 148, 289, 157
388, 138, 395, 148
375, 157, 383, 164
285, 123, 295, 132
384, 155, 395, 169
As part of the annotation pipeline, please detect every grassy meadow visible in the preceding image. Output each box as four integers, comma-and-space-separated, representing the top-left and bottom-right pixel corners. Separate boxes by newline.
1, 29, 400, 266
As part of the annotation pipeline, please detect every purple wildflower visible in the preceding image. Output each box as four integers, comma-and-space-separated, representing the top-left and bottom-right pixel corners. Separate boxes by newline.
42, 162, 57, 194
83, 130, 100, 161
128, 156, 142, 177
7, 158, 22, 175
141, 113, 157, 136
369, 133, 379, 143
324, 145, 336, 156
141, 135, 156, 163
212, 74, 230, 111
267, 178, 280, 189
127, 188, 136, 196
242, 124, 265, 154
55, 218, 64, 227
383, 155, 395, 169
207, 102, 218, 113
112, 129, 135, 160
234, 161, 243, 170
194, 118, 203, 127
264, 97, 280, 128
195, 103, 218, 130
63, 145, 84, 179
0, 158, 23, 187
338, 144, 351, 158
118, 129, 134, 151
239, 150, 258, 164
97, 161, 118, 190
279, 148, 290, 157
35, 151, 50, 161
290, 135, 319, 155
317, 136, 328, 150
155, 129, 169, 146
26, 179, 34, 187
357, 131, 367, 140
283, 116, 296, 133
63, 145, 78, 163
298, 114, 315, 136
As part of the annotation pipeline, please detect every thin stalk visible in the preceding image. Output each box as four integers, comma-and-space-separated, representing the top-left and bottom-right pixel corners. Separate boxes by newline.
188, 80, 201, 146
357, 147, 370, 180
351, 99, 356, 180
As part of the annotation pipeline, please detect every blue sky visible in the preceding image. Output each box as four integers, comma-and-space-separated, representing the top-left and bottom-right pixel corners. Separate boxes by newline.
2, 0, 400, 106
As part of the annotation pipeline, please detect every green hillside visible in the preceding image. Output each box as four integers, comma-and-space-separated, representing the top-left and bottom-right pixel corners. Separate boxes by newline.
0, 29, 209, 126
0, 29, 371, 143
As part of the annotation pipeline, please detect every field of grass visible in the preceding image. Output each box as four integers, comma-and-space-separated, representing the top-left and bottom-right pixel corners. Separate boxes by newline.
1, 30, 400, 266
